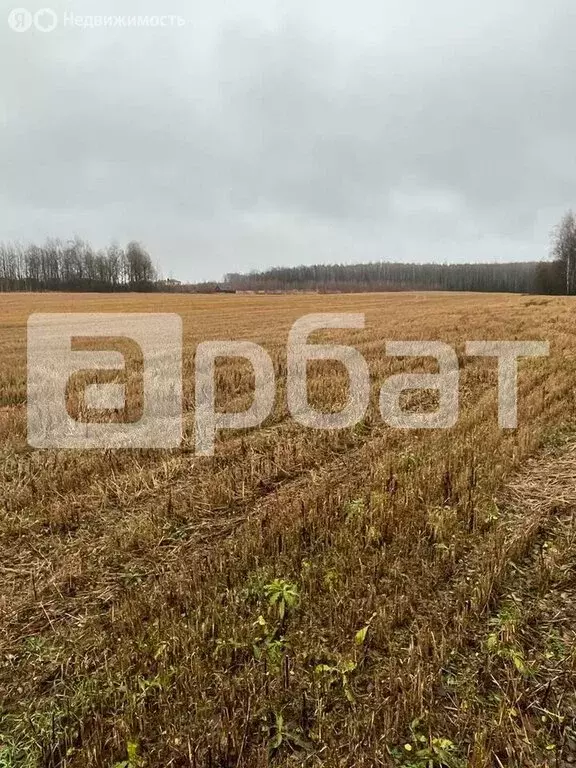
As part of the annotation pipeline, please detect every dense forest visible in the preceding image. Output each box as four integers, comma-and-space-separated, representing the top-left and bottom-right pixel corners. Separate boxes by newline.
225, 260, 563, 294
225, 212, 573, 295
0, 238, 157, 292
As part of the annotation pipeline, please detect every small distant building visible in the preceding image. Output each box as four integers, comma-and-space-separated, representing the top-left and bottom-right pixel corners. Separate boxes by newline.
156, 278, 182, 291
187, 282, 237, 294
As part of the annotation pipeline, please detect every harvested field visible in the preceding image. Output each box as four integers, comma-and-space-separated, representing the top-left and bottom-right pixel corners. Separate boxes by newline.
1, 291, 576, 767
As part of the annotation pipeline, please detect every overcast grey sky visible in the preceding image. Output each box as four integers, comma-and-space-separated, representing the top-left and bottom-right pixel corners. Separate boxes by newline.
1, 0, 575, 281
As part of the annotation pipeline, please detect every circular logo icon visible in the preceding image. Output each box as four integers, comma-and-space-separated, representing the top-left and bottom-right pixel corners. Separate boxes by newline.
8, 7, 32, 32
34, 7, 57, 32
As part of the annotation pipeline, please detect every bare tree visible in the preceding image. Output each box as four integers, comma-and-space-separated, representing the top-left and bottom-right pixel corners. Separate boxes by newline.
551, 210, 576, 294
124, 241, 157, 290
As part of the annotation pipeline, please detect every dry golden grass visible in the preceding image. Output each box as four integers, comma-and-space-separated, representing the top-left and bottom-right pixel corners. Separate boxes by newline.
0, 291, 576, 767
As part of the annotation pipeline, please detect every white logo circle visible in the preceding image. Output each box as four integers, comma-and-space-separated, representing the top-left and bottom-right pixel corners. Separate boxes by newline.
34, 7, 57, 32
8, 7, 32, 32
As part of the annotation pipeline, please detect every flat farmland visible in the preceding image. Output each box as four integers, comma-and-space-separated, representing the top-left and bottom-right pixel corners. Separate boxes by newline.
1, 291, 576, 768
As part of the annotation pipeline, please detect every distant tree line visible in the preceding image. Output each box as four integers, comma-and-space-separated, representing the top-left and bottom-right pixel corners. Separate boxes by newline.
226, 261, 553, 294
3, 211, 576, 294
0, 238, 157, 292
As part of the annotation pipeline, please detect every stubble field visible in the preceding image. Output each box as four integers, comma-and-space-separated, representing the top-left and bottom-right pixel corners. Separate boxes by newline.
1, 291, 576, 767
